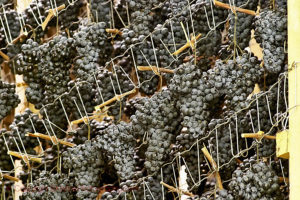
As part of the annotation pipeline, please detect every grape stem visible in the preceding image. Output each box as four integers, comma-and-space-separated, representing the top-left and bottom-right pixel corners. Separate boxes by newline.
0, 174, 20, 182
279, 177, 289, 183
16, 82, 28, 87
201, 146, 224, 190
137, 66, 174, 74
0, 50, 9, 61
42, 4, 66, 30
26, 132, 76, 147
8, 150, 42, 163
214, 0, 256, 16
94, 88, 137, 110
106, 28, 122, 36
12, 33, 27, 44
242, 131, 276, 140
70, 109, 109, 125
160, 181, 195, 197
172, 33, 202, 56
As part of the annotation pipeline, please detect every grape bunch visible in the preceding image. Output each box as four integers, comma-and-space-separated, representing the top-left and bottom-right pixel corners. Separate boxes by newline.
131, 89, 181, 173
0, 8, 21, 45
23, 0, 49, 43
93, 66, 134, 121
228, 0, 258, 51
7, 108, 44, 155
207, 118, 243, 181
69, 117, 111, 145
229, 159, 283, 200
39, 36, 76, 105
63, 139, 105, 199
15, 36, 76, 109
171, 64, 212, 137
73, 22, 112, 79
0, 81, 20, 121
93, 121, 137, 181
90, 0, 111, 24
196, 55, 263, 113
0, 128, 13, 171
255, 8, 287, 73
67, 79, 97, 120
245, 81, 286, 157
51, 0, 83, 30
20, 171, 75, 200
169, 54, 263, 139
13, 36, 76, 135
191, 0, 228, 34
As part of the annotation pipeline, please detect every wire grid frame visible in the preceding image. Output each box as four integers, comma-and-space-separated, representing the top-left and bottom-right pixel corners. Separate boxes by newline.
0, 0, 289, 199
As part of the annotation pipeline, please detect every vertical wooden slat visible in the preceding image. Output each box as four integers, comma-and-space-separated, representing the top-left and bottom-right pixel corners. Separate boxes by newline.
288, 0, 300, 199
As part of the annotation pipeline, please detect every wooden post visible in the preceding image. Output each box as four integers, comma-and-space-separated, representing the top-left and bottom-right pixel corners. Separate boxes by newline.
14, 73, 27, 200
288, 0, 300, 198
